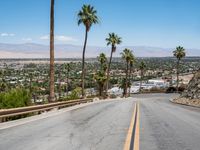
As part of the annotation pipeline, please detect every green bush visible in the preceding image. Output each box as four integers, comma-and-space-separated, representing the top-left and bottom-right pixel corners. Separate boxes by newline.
68, 87, 82, 100
0, 88, 31, 109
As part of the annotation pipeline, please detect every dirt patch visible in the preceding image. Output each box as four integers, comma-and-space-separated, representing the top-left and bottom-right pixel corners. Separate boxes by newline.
173, 97, 200, 107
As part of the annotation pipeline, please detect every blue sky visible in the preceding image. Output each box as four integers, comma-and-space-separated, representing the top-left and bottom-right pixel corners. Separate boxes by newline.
0, 0, 200, 48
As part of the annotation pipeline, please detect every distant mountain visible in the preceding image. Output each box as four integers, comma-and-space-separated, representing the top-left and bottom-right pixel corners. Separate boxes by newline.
0, 43, 199, 58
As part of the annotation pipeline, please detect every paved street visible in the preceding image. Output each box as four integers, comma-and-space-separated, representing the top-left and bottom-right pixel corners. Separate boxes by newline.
138, 94, 200, 150
0, 99, 136, 150
0, 94, 200, 150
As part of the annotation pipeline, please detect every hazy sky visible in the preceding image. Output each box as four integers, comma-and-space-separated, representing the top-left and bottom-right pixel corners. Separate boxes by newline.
0, 0, 200, 48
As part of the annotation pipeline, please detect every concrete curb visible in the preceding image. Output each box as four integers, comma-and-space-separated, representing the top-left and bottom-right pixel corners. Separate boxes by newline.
169, 99, 200, 108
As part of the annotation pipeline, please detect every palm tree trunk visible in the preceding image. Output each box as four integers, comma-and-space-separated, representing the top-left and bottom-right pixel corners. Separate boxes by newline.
139, 70, 143, 93
66, 70, 69, 97
128, 66, 132, 97
99, 84, 102, 97
58, 71, 61, 99
125, 61, 129, 97
106, 48, 113, 96
29, 76, 32, 94
176, 59, 180, 92
81, 28, 88, 98
29, 76, 32, 100
49, 0, 55, 102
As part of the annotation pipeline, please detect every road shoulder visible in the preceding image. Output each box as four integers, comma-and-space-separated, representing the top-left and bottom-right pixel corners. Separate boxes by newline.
0, 98, 124, 130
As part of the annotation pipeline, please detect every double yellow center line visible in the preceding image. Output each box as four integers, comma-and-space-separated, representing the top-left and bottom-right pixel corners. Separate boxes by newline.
124, 102, 140, 150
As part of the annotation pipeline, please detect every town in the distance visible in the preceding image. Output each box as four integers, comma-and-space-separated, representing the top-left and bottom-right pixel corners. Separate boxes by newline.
0, 56, 199, 106
0, 1, 200, 150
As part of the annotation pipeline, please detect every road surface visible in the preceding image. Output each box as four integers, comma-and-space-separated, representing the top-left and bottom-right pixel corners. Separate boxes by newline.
138, 94, 200, 150
0, 99, 136, 150
0, 94, 200, 150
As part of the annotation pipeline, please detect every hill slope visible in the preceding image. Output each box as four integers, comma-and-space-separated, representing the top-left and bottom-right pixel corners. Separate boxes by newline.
0, 43, 199, 58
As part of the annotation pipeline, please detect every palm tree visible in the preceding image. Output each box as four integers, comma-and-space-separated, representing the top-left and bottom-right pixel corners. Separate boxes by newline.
119, 78, 126, 96
121, 49, 132, 97
77, 5, 99, 98
139, 61, 146, 93
105, 33, 122, 96
49, 0, 55, 102
95, 72, 107, 98
128, 54, 136, 96
94, 53, 107, 97
98, 53, 107, 71
173, 46, 186, 91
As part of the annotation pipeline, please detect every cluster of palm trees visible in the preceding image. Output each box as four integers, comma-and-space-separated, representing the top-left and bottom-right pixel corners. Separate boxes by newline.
49, 2, 122, 101
49, 1, 186, 101
94, 53, 107, 97
139, 61, 146, 93
121, 49, 135, 97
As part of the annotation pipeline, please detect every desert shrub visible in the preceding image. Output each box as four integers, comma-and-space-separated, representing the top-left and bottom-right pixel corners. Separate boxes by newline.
150, 87, 166, 93
0, 88, 31, 109
109, 94, 117, 99
178, 84, 186, 93
166, 87, 177, 93
67, 87, 82, 100
142, 87, 166, 93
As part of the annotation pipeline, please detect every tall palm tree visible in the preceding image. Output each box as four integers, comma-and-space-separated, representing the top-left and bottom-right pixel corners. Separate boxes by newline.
128, 54, 135, 96
173, 46, 186, 91
121, 48, 132, 97
105, 33, 122, 96
77, 5, 99, 98
49, 0, 55, 102
139, 61, 146, 93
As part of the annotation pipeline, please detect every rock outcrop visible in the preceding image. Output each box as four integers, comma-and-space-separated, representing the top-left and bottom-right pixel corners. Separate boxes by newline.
181, 70, 200, 100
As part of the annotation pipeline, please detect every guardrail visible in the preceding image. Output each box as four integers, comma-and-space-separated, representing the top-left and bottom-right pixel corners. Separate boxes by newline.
0, 98, 93, 122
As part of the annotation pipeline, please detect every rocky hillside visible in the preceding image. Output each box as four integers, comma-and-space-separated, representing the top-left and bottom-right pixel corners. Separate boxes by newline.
182, 70, 200, 99
173, 70, 200, 107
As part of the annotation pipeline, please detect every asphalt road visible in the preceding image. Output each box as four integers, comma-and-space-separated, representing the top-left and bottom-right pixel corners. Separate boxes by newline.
0, 94, 200, 150
0, 99, 136, 150
138, 93, 200, 150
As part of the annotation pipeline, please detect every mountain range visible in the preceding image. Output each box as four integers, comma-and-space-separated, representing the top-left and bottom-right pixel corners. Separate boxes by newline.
0, 43, 199, 58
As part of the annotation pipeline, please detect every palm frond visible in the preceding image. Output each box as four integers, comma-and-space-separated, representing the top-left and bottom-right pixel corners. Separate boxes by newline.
77, 4, 99, 30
